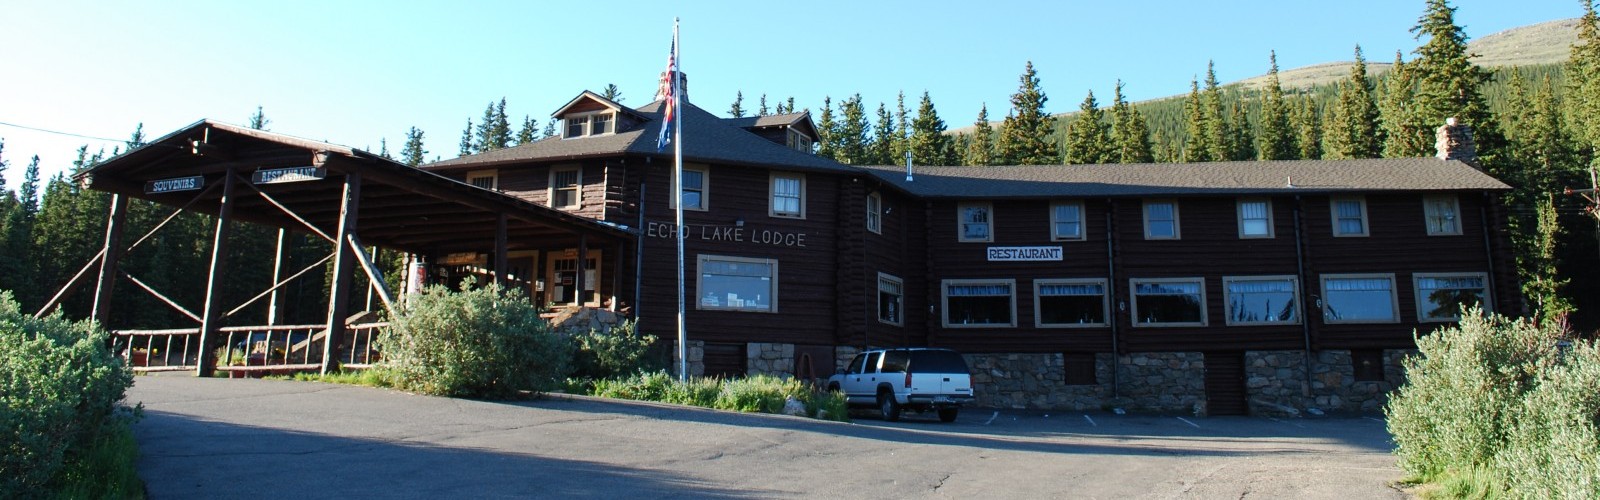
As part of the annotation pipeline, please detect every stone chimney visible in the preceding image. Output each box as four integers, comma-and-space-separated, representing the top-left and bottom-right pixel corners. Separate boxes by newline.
1435, 117, 1476, 162
655, 71, 689, 104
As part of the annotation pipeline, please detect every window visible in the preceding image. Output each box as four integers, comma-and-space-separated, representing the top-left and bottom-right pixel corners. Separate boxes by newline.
1223, 276, 1299, 325
877, 273, 903, 326
670, 164, 708, 211
696, 255, 777, 313
1237, 199, 1273, 238
550, 167, 581, 209
1035, 279, 1108, 327
1143, 200, 1179, 240
563, 112, 615, 138
770, 173, 805, 218
1130, 278, 1206, 327
1051, 201, 1084, 241
1321, 274, 1398, 323
1331, 196, 1369, 237
1352, 349, 1385, 382
957, 202, 993, 242
786, 129, 813, 153
866, 192, 883, 234
1414, 272, 1489, 322
466, 170, 498, 191
942, 279, 1016, 328
1424, 195, 1461, 235
1063, 352, 1097, 385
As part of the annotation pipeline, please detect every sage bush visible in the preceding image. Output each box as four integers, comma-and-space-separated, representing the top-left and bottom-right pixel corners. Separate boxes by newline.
1385, 306, 1599, 497
569, 319, 660, 380
0, 291, 135, 496
379, 281, 571, 398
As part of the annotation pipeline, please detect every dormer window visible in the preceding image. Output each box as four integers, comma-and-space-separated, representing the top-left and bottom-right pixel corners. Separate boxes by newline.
564, 111, 615, 139
786, 129, 813, 153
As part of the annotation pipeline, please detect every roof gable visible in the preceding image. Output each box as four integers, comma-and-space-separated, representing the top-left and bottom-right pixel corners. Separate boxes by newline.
551, 91, 645, 121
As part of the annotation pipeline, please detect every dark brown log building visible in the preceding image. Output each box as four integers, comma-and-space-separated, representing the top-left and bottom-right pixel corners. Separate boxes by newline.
418, 85, 1515, 416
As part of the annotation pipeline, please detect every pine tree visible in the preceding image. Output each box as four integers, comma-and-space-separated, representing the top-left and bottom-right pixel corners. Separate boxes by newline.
125, 123, 146, 151
0, 153, 39, 305
872, 103, 897, 165
1203, 62, 1231, 162
1409, 0, 1499, 155
1567, 0, 1600, 157
996, 61, 1058, 165
1182, 78, 1213, 162
1109, 80, 1154, 163
909, 91, 955, 166
894, 91, 911, 163
601, 84, 623, 103
541, 120, 558, 139
834, 94, 871, 165
1292, 97, 1322, 160
966, 104, 996, 166
401, 127, 428, 167
1380, 53, 1429, 157
378, 138, 391, 159
729, 91, 745, 118
1226, 98, 1255, 161
1062, 90, 1112, 164
517, 116, 539, 145
786, 97, 796, 115
249, 106, 270, 130
459, 118, 474, 157
1513, 76, 1578, 196
1323, 46, 1383, 159
1256, 51, 1295, 161
815, 97, 837, 159
758, 94, 770, 116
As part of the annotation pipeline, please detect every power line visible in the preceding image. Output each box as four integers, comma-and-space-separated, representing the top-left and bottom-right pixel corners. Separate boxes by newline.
0, 120, 128, 143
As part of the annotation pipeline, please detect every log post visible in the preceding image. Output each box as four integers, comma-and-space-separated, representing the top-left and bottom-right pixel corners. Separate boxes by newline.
322, 171, 361, 375
267, 228, 287, 326
196, 171, 238, 377
575, 233, 588, 306
494, 213, 508, 289
91, 194, 129, 326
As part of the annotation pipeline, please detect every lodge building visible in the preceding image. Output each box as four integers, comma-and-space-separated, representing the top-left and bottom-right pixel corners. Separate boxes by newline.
78, 76, 1515, 416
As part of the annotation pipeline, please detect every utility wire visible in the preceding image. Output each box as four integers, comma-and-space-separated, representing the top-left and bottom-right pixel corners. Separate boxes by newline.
0, 120, 129, 143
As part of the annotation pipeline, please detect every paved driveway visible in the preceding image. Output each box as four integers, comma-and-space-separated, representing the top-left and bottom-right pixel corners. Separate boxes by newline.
128, 375, 1403, 499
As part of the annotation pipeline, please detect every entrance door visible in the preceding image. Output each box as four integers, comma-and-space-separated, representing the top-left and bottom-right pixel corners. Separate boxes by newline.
1203, 351, 1248, 416
546, 251, 600, 306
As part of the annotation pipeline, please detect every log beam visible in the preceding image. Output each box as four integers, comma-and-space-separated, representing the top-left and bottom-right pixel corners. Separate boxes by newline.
196, 169, 238, 377
321, 172, 361, 374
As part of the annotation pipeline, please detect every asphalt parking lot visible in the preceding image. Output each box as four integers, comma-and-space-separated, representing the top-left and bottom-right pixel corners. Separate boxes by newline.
129, 375, 1403, 499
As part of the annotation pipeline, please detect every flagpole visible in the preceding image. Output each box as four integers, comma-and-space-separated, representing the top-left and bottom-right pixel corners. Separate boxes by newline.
672, 18, 688, 382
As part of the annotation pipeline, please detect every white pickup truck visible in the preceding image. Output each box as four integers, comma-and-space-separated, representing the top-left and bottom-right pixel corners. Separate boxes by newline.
827, 348, 974, 422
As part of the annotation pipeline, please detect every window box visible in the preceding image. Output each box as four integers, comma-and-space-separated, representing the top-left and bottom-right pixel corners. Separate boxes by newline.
1130, 278, 1206, 327
1222, 276, 1299, 325
942, 279, 1016, 328
1035, 278, 1107, 327
1320, 273, 1398, 323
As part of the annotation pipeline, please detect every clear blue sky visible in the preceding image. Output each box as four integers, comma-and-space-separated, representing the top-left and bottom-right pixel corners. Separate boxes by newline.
0, 0, 1581, 185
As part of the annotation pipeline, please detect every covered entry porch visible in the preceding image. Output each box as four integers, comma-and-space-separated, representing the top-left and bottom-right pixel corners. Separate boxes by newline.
58, 120, 635, 376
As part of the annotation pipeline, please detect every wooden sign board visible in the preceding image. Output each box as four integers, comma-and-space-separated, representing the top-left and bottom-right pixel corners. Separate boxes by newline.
253, 166, 325, 185
441, 252, 484, 266
986, 246, 1063, 262
144, 175, 204, 194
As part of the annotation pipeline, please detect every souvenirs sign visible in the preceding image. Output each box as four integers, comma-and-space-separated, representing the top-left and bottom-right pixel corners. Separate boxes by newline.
144, 175, 204, 194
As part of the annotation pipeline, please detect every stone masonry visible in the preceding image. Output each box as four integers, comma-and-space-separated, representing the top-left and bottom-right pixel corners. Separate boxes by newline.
674, 340, 705, 378
961, 352, 1202, 413
1245, 349, 1412, 416
746, 342, 795, 378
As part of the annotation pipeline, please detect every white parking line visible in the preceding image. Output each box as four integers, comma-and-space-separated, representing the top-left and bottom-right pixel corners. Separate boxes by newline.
1269, 417, 1305, 428
1364, 417, 1385, 423
984, 411, 999, 426
1083, 414, 1097, 427
1175, 417, 1200, 429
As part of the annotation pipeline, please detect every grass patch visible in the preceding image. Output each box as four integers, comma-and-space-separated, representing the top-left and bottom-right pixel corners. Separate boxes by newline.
43, 417, 145, 499
584, 372, 849, 422
271, 368, 395, 389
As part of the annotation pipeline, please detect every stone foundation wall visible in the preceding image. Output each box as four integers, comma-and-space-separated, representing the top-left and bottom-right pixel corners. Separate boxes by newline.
964, 353, 1112, 410
834, 346, 861, 374
674, 340, 705, 378
1245, 349, 1409, 415
747, 342, 795, 378
1115, 352, 1206, 413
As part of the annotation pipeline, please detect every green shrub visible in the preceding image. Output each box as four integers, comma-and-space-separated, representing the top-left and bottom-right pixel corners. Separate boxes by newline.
586, 372, 847, 422
1386, 306, 1600, 498
378, 280, 571, 398
569, 320, 660, 380
0, 290, 137, 496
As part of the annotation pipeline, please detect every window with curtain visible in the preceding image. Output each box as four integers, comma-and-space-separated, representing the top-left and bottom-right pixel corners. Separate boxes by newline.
1322, 275, 1396, 323
878, 274, 902, 325
1131, 278, 1205, 326
1238, 199, 1272, 238
943, 280, 1015, 327
1424, 195, 1461, 235
1332, 197, 1368, 236
1415, 273, 1487, 321
1224, 276, 1298, 325
1037, 279, 1107, 327
770, 173, 804, 218
958, 203, 992, 242
1052, 202, 1083, 240
1143, 200, 1179, 239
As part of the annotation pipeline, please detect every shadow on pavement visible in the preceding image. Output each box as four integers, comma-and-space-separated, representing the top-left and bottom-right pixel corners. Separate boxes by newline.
136, 409, 771, 499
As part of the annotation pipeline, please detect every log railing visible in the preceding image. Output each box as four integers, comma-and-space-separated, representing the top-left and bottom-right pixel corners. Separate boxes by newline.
113, 322, 387, 374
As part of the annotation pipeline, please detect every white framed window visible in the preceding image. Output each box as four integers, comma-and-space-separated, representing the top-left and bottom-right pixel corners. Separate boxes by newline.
1237, 198, 1274, 238
563, 111, 615, 139
550, 166, 582, 209
866, 192, 883, 234
466, 170, 498, 191
769, 172, 806, 218
1320, 273, 1398, 324
1143, 200, 1180, 240
1035, 278, 1108, 328
942, 279, 1016, 328
877, 273, 903, 326
1130, 278, 1206, 327
1414, 272, 1489, 322
696, 255, 777, 313
1331, 196, 1369, 237
670, 164, 708, 211
1424, 195, 1462, 236
1223, 276, 1299, 326
786, 129, 813, 153
1051, 201, 1084, 241
957, 202, 993, 242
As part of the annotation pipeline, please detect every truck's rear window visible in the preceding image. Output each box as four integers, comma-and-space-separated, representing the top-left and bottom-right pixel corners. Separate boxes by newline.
909, 350, 969, 373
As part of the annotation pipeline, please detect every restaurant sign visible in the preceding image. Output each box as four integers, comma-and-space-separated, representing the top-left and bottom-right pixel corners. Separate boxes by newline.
253, 166, 326, 184
986, 246, 1062, 262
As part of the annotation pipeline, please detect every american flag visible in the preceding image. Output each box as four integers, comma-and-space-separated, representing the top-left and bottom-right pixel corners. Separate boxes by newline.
656, 31, 677, 151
